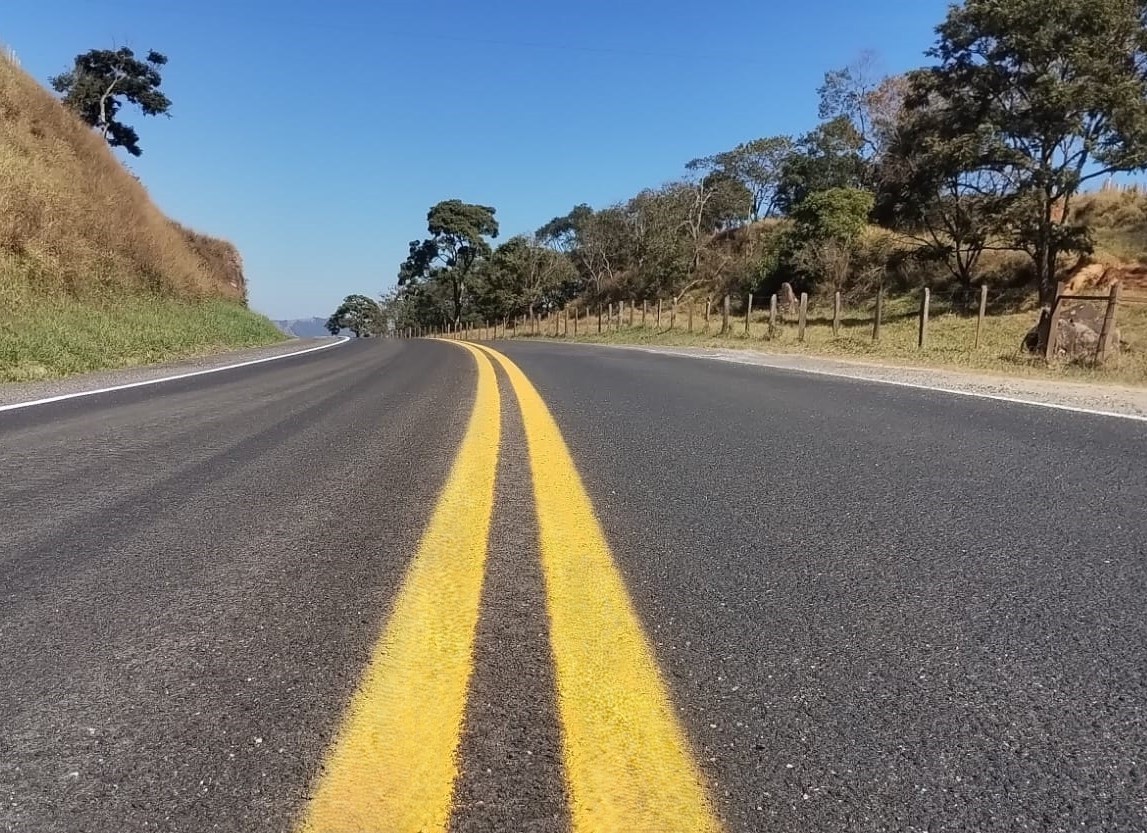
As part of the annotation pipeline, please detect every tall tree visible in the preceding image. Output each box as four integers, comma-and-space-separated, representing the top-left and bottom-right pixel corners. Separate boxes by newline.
687, 136, 794, 221
924, 0, 1147, 303
51, 47, 171, 156
326, 294, 383, 337
776, 117, 869, 212
537, 204, 594, 255
879, 70, 1015, 287
398, 200, 499, 324
818, 51, 886, 161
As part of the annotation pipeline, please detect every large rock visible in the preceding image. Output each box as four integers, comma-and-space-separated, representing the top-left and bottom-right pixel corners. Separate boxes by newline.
1023, 302, 1119, 360
777, 282, 799, 316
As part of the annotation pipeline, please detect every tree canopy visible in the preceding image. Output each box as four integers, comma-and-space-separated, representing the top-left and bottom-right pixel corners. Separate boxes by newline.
326, 294, 383, 337
398, 200, 499, 324
51, 47, 171, 157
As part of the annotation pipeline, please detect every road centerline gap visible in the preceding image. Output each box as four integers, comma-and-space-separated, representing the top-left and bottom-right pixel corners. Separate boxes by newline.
449, 357, 569, 833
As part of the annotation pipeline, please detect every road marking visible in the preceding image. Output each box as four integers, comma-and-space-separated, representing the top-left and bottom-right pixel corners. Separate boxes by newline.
591, 342, 1147, 424
472, 342, 723, 833
0, 337, 350, 414
298, 342, 500, 833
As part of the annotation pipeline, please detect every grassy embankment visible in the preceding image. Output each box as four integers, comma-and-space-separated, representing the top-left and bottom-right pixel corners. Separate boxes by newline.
0, 51, 282, 382
518, 188, 1147, 386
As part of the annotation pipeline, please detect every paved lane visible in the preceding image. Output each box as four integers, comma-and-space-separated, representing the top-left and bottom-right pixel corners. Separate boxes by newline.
1, 341, 475, 832
498, 339, 1147, 833
3, 337, 1146, 832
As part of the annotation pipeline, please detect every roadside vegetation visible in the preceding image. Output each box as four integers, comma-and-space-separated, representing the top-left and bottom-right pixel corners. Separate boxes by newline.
501, 291, 1147, 386
0, 47, 281, 382
364, 0, 1147, 383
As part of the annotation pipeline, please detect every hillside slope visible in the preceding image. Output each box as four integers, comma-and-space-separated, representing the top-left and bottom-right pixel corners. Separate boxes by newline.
0, 51, 282, 381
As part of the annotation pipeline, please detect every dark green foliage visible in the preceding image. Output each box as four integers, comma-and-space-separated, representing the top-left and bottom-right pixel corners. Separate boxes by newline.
398, 200, 499, 324
919, 0, 1147, 301
51, 47, 170, 157
326, 294, 383, 337
776, 117, 869, 213
791, 188, 874, 244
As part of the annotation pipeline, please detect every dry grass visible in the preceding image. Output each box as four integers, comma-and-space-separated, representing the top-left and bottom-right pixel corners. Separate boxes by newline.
1073, 187, 1147, 264
0, 52, 246, 302
516, 293, 1147, 387
0, 52, 283, 378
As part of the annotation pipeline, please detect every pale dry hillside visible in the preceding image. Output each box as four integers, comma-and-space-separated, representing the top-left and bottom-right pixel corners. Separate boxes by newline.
0, 51, 282, 381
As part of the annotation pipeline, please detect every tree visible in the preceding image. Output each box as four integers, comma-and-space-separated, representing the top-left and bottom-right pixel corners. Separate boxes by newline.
818, 52, 886, 160
398, 200, 498, 324
326, 294, 383, 337
537, 204, 594, 255
923, 0, 1147, 303
50, 47, 171, 156
789, 188, 875, 292
579, 206, 635, 298
687, 136, 794, 221
791, 188, 874, 243
474, 236, 578, 319
776, 117, 869, 212
879, 71, 1015, 287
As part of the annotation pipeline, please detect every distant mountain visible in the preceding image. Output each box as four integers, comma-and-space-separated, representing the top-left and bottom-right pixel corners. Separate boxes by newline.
274, 317, 346, 338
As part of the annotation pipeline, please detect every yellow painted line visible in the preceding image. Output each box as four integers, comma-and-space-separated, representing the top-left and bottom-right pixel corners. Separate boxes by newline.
470, 342, 723, 833
297, 341, 500, 833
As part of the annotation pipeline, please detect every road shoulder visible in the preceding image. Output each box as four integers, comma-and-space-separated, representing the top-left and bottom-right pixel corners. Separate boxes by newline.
0, 337, 346, 409
557, 341, 1147, 420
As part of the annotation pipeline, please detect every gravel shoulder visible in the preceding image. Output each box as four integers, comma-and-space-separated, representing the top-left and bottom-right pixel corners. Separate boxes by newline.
0, 337, 345, 408
580, 342, 1147, 420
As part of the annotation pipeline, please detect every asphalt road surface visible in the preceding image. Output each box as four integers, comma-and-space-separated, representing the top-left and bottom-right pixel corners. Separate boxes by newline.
2, 338, 1145, 833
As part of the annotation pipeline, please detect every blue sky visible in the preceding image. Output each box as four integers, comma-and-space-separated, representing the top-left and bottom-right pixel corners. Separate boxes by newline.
4, 0, 953, 319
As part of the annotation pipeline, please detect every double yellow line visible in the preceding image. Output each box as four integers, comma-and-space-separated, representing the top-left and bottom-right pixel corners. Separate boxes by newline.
297, 342, 722, 833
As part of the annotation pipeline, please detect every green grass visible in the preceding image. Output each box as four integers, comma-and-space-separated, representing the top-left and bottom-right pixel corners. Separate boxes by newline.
514, 293, 1147, 387
0, 289, 285, 382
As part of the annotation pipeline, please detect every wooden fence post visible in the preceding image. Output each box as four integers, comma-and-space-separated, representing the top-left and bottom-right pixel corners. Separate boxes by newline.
688, 302, 694, 333
656, 299, 662, 330
768, 294, 777, 339
873, 288, 884, 342
642, 300, 648, 327
618, 300, 625, 328
975, 283, 988, 349
597, 306, 603, 334
798, 293, 808, 342
722, 294, 731, 335
629, 301, 635, 327
1045, 281, 1068, 359
833, 291, 841, 337
1097, 281, 1122, 364
704, 300, 711, 333
745, 293, 753, 334
608, 302, 614, 334
918, 287, 930, 349
670, 301, 677, 331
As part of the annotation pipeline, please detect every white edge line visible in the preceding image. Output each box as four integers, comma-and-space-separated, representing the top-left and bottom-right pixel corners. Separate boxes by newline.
573, 341, 1147, 424
0, 337, 351, 413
